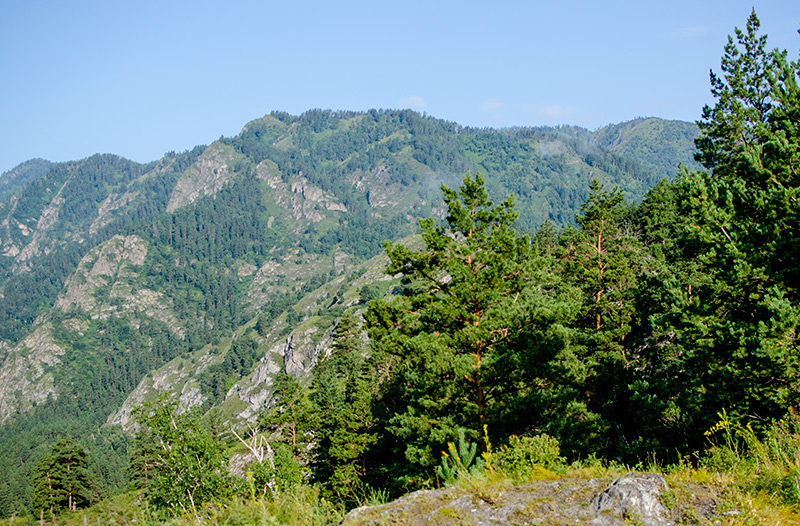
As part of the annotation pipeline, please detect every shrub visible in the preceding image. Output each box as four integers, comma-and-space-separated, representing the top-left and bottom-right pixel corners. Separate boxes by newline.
494, 434, 564, 479
704, 411, 800, 509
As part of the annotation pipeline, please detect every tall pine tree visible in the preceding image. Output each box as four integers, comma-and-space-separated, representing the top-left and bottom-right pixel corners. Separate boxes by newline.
636, 11, 800, 448
368, 174, 586, 472
31, 438, 97, 515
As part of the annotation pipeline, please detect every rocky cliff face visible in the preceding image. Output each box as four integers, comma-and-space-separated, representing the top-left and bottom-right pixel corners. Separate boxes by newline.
107, 347, 219, 430
0, 111, 699, 439
109, 240, 401, 429
11, 177, 68, 270
53, 234, 184, 334
167, 141, 240, 213
0, 234, 188, 424
0, 323, 64, 422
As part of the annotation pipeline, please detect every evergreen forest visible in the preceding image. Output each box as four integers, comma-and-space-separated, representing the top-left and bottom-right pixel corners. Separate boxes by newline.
0, 11, 798, 525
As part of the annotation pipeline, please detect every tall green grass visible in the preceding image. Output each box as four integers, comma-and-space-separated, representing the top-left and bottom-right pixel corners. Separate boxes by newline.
704, 411, 800, 510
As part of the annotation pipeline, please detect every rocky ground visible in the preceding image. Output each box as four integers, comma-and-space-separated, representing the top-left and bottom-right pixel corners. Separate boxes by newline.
341, 473, 722, 526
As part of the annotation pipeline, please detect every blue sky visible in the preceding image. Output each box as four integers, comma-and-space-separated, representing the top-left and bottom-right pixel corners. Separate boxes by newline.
1, 0, 798, 174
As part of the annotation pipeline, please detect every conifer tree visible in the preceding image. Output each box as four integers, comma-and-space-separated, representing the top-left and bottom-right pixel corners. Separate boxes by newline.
31, 438, 97, 515
309, 311, 377, 503
127, 427, 158, 490
368, 174, 586, 469
259, 372, 314, 459
639, 11, 800, 446
695, 9, 775, 171
562, 179, 640, 363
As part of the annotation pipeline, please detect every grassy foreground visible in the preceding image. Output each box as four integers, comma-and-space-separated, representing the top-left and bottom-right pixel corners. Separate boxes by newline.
2, 466, 799, 525
5, 416, 800, 525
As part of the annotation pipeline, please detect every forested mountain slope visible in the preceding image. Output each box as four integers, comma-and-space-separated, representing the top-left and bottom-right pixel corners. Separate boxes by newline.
0, 110, 698, 516
0, 11, 795, 525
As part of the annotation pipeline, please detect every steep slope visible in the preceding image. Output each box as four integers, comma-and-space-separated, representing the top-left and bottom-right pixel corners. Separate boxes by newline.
106, 240, 400, 430
592, 117, 701, 178
0, 149, 206, 342
0, 158, 54, 203
0, 112, 697, 415
0, 109, 699, 517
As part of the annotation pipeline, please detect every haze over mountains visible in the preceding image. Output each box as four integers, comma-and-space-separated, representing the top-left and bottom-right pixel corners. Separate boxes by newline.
0, 109, 699, 513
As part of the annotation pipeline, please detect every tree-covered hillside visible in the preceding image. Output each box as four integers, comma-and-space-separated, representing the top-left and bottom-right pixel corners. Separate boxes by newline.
0, 100, 703, 515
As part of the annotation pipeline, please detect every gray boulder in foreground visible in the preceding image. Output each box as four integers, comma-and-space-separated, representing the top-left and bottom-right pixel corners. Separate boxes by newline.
589, 473, 671, 525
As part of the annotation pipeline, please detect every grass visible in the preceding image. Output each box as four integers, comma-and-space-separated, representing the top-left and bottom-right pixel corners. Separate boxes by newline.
0, 487, 342, 526
7, 418, 800, 525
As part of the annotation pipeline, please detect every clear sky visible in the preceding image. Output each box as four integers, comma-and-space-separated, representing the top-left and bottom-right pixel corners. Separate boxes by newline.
1, 0, 798, 175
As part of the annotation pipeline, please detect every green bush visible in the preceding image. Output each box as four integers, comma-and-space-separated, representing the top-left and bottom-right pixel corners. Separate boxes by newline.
494, 434, 564, 478
437, 428, 482, 485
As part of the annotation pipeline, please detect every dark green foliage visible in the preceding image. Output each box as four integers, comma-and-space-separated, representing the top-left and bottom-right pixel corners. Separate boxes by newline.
259, 372, 315, 456
556, 180, 644, 457
367, 174, 586, 475
307, 312, 378, 504
256, 312, 272, 337
31, 438, 97, 514
359, 284, 379, 304
0, 244, 84, 341
623, 11, 800, 455
695, 10, 774, 171
199, 334, 261, 405
62, 316, 185, 408
562, 179, 641, 361
0, 397, 131, 518
127, 427, 158, 491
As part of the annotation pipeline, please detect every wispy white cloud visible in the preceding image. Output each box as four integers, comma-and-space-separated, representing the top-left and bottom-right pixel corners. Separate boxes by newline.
481, 99, 505, 112
397, 95, 426, 110
677, 25, 712, 38
540, 105, 576, 119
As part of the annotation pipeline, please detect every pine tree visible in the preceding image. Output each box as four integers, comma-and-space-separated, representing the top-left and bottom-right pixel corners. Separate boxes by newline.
31, 438, 97, 515
555, 179, 646, 457
643, 11, 800, 444
562, 179, 640, 364
695, 9, 775, 171
367, 173, 585, 469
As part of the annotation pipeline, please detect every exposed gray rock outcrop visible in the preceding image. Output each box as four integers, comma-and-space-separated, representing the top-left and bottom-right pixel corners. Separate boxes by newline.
0, 323, 65, 423
589, 473, 671, 525
340, 473, 705, 526
167, 141, 239, 212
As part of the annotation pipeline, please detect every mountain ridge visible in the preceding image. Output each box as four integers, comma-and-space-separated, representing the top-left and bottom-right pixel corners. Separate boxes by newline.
0, 109, 700, 516
0, 110, 701, 423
